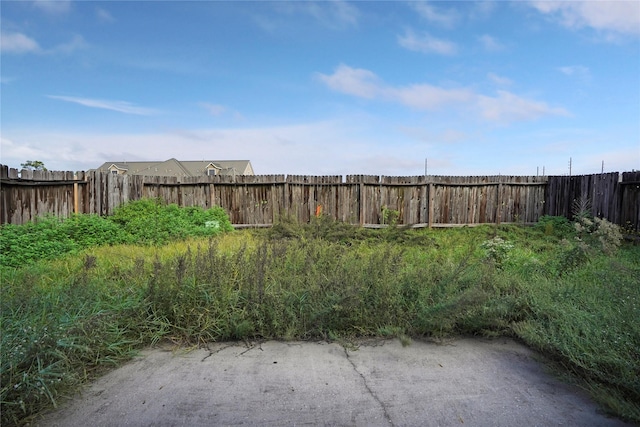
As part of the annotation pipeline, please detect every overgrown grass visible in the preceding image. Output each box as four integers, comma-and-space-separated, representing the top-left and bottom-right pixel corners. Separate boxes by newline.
0, 198, 233, 268
1, 213, 639, 425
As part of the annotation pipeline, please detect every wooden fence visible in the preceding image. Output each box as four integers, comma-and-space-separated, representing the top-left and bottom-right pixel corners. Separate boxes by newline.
1, 165, 639, 231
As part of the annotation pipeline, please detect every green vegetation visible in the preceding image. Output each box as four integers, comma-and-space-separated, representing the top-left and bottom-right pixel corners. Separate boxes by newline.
20, 160, 47, 171
0, 198, 233, 268
1, 207, 638, 426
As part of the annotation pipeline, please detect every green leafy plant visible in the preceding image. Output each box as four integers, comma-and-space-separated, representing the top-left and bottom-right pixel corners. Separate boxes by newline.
571, 196, 592, 221
61, 214, 130, 247
536, 214, 623, 274
1, 221, 639, 425
110, 198, 233, 245
381, 206, 400, 226
535, 215, 574, 238
0, 199, 233, 268
574, 216, 623, 256
20, 160, 47, 171
480, 236, 514, 269
0, 217, 78, 268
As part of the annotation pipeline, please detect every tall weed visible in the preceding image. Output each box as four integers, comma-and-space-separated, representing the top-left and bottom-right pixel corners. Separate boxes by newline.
110, 198, 233, 244
1, 217, 639, 425
0, 199, 233, 268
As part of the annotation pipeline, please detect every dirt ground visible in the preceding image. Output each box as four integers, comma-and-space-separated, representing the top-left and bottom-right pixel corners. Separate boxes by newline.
35, 337, 631, 427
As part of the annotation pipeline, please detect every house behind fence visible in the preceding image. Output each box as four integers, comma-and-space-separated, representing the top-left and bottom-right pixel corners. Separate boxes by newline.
1, 164, 639, 231
94, 158, 254, 178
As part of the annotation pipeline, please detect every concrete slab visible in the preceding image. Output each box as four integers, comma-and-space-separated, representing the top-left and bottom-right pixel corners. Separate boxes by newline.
36, 338, 630, 427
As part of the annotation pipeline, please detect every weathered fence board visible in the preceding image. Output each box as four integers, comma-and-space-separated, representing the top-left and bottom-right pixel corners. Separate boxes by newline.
1, 167, 81, 223
545, 173, 621, 221
1, 164, 638, 231
620, 171, 640, 231
425, 175, 547, 226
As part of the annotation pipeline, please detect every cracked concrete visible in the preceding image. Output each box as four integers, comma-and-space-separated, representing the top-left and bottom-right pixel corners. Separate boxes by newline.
343, 345, 394, 426
36, 338, 631, 427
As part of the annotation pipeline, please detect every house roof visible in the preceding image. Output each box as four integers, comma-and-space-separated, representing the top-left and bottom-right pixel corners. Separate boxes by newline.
95, 159, 254, 177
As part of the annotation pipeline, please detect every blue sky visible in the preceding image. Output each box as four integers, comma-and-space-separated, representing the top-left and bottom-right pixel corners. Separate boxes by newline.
1, 1, 639, 176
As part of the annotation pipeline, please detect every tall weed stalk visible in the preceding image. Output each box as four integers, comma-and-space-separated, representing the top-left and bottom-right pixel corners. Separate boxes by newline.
1, 217, 639, 425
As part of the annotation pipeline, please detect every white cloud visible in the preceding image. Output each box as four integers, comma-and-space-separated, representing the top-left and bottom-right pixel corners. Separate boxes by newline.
470, 1, 497, 20
329, 0, 359, 27
0, 120, 428, 175
478, 34, 505, 52
0, 32, 86, 55
200, 103, 227, 116
48, 34, 87, 55
476, 90, 570, 123
120, 57, 201, 75
1, 32, 41, 54
398, 126, 468, 145
318, 65, 569, 124
97, 7, 115, 23
558, 65, 591, 82
397, 29, 458, 55
32, 0, 71, 15
0, 137, 48, 163
199, 102, 244, 120
487, 72, 513, 86
252, 15, 278, 33
272, 0, 359, 29
3, 122, 636, 177
386, 84, 473, 110
47, 95, 160, 116
529, 1, 640, 36
409, 2, 458, 28
315, 64, 381, 99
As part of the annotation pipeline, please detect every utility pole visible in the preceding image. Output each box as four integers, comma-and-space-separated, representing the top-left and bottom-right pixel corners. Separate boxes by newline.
424, 158, 428, 177
569, 157, 572, 177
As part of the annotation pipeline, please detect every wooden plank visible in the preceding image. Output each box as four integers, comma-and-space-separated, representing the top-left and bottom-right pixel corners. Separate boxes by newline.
428, 183, 434, 228
621, 171, 640, 231
0, 165, 633, 228
73, 174, 79, 214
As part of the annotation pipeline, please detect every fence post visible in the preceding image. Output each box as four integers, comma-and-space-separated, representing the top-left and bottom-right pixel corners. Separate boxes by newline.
428, 183, 434, 228
1, 165, 633, 229
496, 181, 502, 225
359, 180, 365, 226
73, 173, 79, 215
271, 181, 277, 224
284, 179, 289, 219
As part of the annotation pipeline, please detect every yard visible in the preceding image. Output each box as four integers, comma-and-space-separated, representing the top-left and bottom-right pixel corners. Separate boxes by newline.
1, 203, 638, 425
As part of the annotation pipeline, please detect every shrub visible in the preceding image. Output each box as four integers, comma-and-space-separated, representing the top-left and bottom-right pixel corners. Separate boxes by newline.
535, 215, 574, 238
60, 214, 130, 247
0, 217, 78, 268
535, 215, 622, 275
0, 200, 234, 268
109, 198, 232, 245
381, 206, 400, 226
480, 236, 514, 269
574, 216, 623, 256
109, 198, 174, 244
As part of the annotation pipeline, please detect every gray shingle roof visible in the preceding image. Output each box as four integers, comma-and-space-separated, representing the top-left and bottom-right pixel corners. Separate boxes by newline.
94, 159, 254, 177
